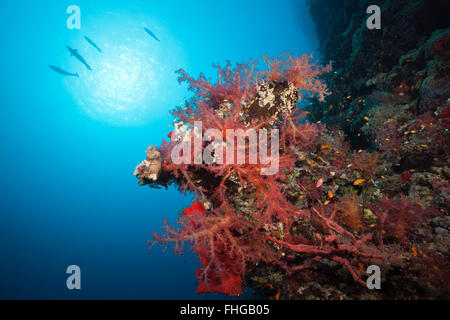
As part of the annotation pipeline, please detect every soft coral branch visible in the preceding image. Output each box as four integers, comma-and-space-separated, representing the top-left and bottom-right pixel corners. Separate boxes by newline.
150, 201, 279, 296
266, 207, 384, 287
140, 54, 339, 296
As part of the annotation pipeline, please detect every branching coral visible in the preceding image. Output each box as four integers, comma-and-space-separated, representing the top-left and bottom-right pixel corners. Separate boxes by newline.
150, 201, 279, 296
371, 196, 437, 247
136, 52, 448, 298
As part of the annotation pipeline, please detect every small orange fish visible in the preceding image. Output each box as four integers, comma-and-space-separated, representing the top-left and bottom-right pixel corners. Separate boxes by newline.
310, 159, 315, 167
321, 145, 331, 149
274, 291, 280, 300
265, 283, 274, 289
316, 178, 324, 188
437, 240, 448, 247
415, 201, 423, 207
353, 179, 366, 186
412, 246, 417, 257
328, 190, 334, 198
324, 200, 330, 205
328, 104, 334, 110
364, 116, 370, 121
358, 263, 364, 274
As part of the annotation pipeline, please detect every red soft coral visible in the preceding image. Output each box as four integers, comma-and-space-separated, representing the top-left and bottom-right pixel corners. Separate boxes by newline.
184, 202, 205, 216
263, 54, 332, 101
372, 196, 436, 247
266, 207, 383, 287
150, 202, 279, 296
148, 54, 335, 296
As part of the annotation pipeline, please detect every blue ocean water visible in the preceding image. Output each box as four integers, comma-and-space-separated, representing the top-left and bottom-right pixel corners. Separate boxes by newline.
0, 0, 318, 299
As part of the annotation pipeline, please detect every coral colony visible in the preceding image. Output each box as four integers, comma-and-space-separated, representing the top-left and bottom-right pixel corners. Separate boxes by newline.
134, 51, 449, 299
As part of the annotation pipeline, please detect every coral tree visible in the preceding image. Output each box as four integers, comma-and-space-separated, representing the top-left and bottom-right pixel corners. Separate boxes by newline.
135, 49, 448, 298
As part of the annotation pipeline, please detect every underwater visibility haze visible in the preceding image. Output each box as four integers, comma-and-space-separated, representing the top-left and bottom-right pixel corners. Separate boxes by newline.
0, 0, 317, 299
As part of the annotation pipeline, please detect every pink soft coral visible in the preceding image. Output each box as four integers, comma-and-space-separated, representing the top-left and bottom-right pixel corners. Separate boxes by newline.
148, 54, 353, 295
139, 50, 447, 298
263, 54, 332, 101
372, 196, 436, 247
150, 202, 278, 296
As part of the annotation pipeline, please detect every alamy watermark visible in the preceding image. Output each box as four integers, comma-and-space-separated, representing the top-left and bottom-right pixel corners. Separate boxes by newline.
66, 5, 81, 30
366, 265, 381, 289
367, 5, 381, 30
66, 265, 81, 290
170, 121, 279, 175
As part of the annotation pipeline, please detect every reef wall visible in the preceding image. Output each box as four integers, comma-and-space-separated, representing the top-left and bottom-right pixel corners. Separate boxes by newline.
302, 0, 450, 298
306, 0, 449, 148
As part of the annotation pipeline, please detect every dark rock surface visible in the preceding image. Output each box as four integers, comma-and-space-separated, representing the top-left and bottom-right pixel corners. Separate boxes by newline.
300, 0, 450, 299
306, 0, 449, 149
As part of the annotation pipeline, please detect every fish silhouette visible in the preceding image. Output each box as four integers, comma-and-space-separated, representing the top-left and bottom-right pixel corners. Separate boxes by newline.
84, 36, 103, 53
48, 65, 79, 77
66, 46, 92, 70
144, 27, 160, 42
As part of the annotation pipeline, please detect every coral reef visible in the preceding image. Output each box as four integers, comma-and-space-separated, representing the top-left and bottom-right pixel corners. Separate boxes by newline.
303, 0, 449, 298
134, 0, 449, 299
134, 146, 162, 182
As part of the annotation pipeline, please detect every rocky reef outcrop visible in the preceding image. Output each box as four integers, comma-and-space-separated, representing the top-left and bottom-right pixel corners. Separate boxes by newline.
133, 0, 449, 300
306, 0, 449, 147
303, 0, 450, 298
